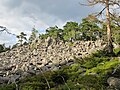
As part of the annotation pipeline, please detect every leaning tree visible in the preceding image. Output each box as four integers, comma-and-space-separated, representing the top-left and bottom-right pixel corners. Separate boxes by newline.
83, 0, 120, 54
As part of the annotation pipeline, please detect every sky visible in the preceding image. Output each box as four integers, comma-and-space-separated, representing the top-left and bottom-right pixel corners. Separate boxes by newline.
0, 0, 102, 46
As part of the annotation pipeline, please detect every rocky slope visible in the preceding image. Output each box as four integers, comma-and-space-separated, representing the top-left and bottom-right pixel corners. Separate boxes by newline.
0, 38, 106, 84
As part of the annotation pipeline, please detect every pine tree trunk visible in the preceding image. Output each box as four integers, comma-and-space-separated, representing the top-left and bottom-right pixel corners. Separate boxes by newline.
105, 0, 113, 54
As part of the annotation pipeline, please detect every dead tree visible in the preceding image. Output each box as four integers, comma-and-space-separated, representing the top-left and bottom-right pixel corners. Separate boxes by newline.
81, 0, 120, 54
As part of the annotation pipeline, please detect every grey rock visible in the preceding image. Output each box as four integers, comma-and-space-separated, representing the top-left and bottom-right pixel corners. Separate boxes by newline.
22, 72, 31, 77
27, 70, 36, 75
107, 77, 120, 90
40, 66, 49, 72
0, 76, 9, 83
8, 74, 21, 84
59, 60, 67, 66
50, 65, 60, 71
52, 66, 59, 71
66, 62, 74, 66
0, 39, 105, 81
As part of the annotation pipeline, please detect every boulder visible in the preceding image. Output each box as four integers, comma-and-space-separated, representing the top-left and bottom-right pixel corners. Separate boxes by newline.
8, 74, 21, 84
40, 66, 49, 72
0, 76, 9, 83
59, 60, 67, 66
107, 77, 120, 90
27, 70, 36, 75
0, 40, 105, 81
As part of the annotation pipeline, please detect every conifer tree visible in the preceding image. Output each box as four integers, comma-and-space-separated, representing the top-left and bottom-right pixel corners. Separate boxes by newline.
16, 32, 27, 46
85, 0, 120, 54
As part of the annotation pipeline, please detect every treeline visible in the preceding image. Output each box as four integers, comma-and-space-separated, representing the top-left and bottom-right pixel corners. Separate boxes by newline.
40, 17, 103, 42
16, 15, 120, 45
0, 15, 120, 52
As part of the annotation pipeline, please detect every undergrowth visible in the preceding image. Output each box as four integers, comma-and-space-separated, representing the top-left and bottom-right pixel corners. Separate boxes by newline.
1, 48, 120, 90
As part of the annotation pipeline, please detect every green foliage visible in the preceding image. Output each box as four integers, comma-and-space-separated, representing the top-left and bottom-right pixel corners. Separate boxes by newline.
29, 28, 38, 43
46, 26, 59, 39
0, 84, 16, 90
80, 50, 110, 69
79, 18, 102, 41
114, 47, 120, 56
85, 58, 120, 75
63, 22, 79, 42
40, 17, 102, 42
77, 75, 106, 90
111, 23, 120, 45
16, 32, 27, 46
0, 44, 5, 53
51, 70, 69, 85
0, 44, 10, 53
26, 16, 109, 43
39, 34, 48, 40
20, 82, 47, 90
4, 14, 118, 49
101, 21, 120, 45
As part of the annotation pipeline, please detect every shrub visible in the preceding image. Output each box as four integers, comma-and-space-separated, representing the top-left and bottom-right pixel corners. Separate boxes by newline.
0, 84, 16, 90
85, 58, 120, 75
114, 48, 120, 56
20, 82, 47, 90
51, 70, 69, 85
77, 75, 106, 90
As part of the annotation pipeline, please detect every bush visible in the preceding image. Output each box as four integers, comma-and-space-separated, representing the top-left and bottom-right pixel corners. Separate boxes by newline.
51, 70, 69, 85
85, 58, 120, 75
114, 48, 120, 56
0, 84, 16, 90
77, 75, 106, 90
80, 51, 110, 69
20, 82, 47, 90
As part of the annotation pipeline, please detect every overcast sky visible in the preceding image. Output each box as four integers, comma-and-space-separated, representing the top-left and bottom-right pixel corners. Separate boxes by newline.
0, 0, 102, 46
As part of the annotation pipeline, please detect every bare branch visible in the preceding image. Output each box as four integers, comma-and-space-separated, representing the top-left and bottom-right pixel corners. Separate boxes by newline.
95, 7, 106, 17
109, 12, 120, 27
109, 0, 120, 7
0, 26, 16, 36
79, 2, 90, 6
87, 0, 106, 5
79, 1, 99, 6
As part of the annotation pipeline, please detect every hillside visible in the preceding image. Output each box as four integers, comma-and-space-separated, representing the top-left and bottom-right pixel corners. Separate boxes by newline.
0, 37, 120, 90
0, 38, 105, 77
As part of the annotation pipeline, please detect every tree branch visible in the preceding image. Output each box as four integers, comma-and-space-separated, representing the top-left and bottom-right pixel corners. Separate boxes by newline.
79, 1, 98, 6
109, 1, 120, 7
95, 7, 106, 17
0, 26, 16, 36
109, 12, 120, 27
